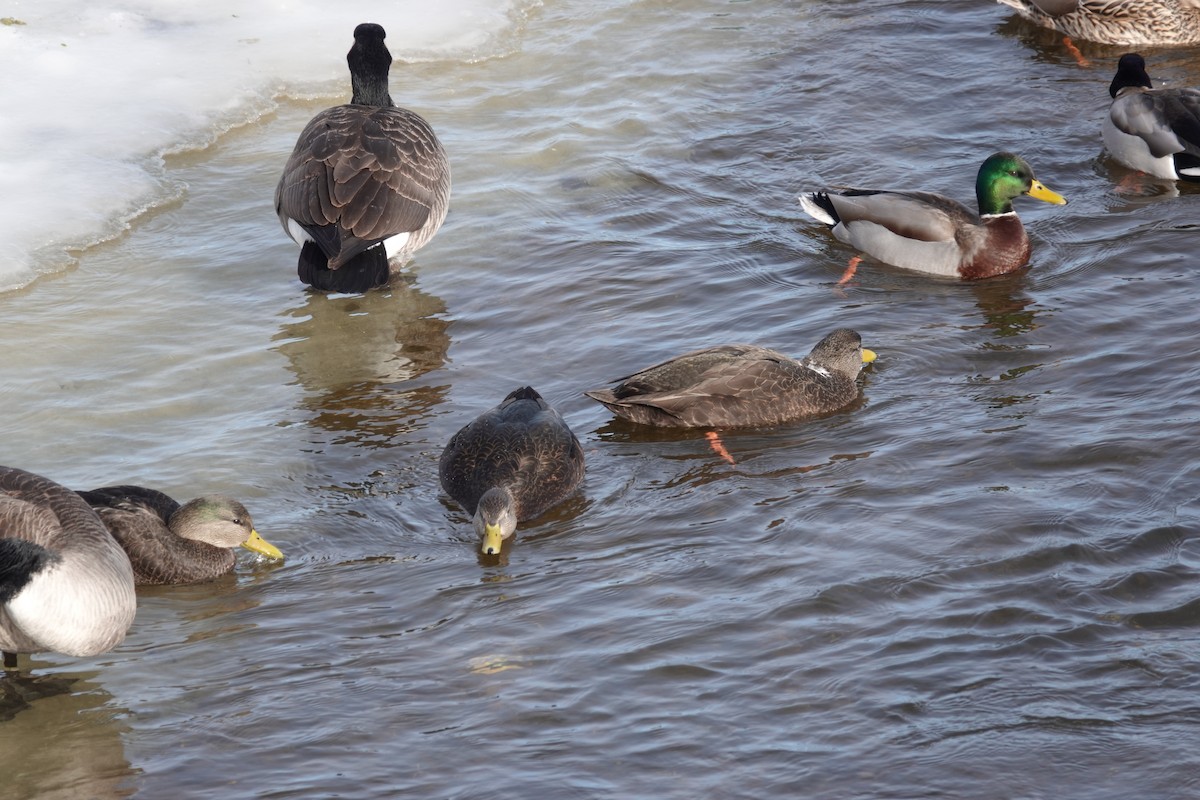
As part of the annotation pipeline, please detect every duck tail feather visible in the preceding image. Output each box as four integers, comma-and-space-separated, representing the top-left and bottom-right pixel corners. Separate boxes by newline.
798, 192, 840, 227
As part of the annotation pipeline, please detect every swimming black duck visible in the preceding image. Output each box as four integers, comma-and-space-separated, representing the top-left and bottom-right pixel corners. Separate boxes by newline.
584, 328, 876, 429
439, 387, 585, 555
77, 486, 283, 585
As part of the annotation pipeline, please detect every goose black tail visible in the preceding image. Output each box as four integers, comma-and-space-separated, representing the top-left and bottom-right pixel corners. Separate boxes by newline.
297, 241, 390, 293
0, 539, 56, 604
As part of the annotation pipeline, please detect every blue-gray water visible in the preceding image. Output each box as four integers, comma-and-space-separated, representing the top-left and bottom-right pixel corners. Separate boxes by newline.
3, 1, 1200, 797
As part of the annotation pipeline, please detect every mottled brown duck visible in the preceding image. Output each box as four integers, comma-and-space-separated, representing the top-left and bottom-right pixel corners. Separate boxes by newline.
76, 486, 282, 585
584, 328, 876, 429
996, 0, 1200, 46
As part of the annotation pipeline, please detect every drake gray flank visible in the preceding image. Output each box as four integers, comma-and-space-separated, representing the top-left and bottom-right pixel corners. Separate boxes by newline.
584, 328, 877, 429
1104, 53, 1200, 181
0, 466, 136, 670
995, 0, 1200, 46
439, 387, 585, 555
77, 485, 283, 585
276, 22, 451, 293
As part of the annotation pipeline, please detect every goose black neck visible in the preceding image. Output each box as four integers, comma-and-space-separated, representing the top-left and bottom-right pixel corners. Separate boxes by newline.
348, 23, 394, 107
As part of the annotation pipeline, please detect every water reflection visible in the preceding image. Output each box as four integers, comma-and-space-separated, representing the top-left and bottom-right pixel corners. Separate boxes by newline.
968, 277, 1040, 341
0, 670, 135, 799
272, 275, 451, 447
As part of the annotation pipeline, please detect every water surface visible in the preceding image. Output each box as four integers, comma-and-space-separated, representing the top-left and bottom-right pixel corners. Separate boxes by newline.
3, 1, 1200, 797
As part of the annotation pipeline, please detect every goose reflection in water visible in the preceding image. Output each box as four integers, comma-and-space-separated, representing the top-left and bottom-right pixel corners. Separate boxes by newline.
1, 670, 135, 799
272, 276, 451, 448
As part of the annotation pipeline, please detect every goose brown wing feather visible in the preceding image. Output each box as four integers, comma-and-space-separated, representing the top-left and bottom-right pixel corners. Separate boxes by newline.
276, 105, 447, 264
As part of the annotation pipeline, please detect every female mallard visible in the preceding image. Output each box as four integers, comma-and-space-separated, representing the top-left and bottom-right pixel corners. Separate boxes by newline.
76, 486, 283, 585
0, 467, 136, 669
276, 23, 451, 293
439, 387, 585, 555
996, 1, 1200, 46
798, 152, 1067, 281
1104, 53, 1200, 181
584, 328, 876, 429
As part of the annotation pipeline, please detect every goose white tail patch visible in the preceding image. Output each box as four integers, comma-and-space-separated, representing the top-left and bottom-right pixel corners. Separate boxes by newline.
285, 218, 313, 245
383, 231, 412, 259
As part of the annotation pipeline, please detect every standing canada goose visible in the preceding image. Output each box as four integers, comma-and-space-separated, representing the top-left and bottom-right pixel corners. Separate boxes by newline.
995, 0, 1200, 46
276, 22, 451, 293
439, 387, 585, 555
584, 328, 876, 429
1103, 53, 1200, 182
0, 467, 136, 670
798, 152, 1067, 281
77, 486, 283, 585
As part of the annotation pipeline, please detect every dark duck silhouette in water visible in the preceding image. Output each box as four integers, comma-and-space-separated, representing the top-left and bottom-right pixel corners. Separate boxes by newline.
439, 387, 585, 555
276, 22, 451, 292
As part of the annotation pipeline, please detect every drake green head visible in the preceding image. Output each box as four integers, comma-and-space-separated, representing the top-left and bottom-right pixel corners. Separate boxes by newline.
975, 152, 1067, 217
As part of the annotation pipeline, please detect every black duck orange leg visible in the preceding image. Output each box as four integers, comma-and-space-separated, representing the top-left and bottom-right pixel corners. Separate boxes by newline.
706, 431, 735, 464
1062, 36, 1088, 67
837, 255, 862, 286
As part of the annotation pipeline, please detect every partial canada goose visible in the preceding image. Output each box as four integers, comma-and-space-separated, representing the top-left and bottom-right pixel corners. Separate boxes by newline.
77, 486, 283, 585
1103, 53, 1200, 182
996, 0, 1200, 46
439, 387, 585, 555
276, 22, 451, 293
584, 328, 876, 429
798, 152, 1067, 281
0, 466, 136, 670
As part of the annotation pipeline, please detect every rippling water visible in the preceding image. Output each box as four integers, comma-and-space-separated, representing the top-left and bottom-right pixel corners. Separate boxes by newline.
4, 1, 1200, 797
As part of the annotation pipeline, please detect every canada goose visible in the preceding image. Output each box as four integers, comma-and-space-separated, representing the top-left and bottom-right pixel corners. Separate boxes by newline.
0, 466, 136, 669
276, 22, 451, 292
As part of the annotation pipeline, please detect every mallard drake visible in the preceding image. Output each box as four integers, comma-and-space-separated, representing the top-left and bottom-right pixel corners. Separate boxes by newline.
0, 467, 136, 669
276, 23, 451, 293
1103, 53, 1200, 182
996, 1, 1200, 46
584, 328, 876, 429
798, 152, 1067, 281
76, 486, 283, 585
439, 387, 585, 555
